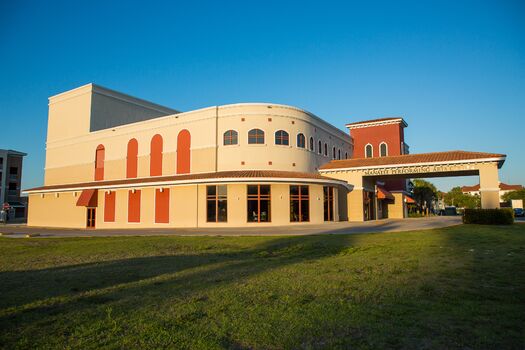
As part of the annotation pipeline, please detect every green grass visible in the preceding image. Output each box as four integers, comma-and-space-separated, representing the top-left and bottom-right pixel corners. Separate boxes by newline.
0, 225, 524, 349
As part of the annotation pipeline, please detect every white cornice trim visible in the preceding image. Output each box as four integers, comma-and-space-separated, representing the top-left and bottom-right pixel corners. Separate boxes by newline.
23, 177, 350, 194
345, 118, 407, 129
318, 157, 506, 173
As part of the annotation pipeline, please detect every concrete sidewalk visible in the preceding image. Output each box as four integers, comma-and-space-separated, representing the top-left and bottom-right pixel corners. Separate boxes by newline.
0, 216, 462, 238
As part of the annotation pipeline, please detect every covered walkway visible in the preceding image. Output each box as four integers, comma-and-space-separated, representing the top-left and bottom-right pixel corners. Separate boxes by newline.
320, 150, 506, 221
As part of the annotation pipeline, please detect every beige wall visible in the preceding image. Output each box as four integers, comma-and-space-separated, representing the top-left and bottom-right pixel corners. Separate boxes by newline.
29, 182, 340, 228
386, 192, 406, 219
44, 85, 352, 186
27, 192, 87, 228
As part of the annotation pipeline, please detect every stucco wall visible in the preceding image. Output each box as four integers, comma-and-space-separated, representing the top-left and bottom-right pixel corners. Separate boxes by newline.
44, 85, 352, 186
29, 183, 340, 228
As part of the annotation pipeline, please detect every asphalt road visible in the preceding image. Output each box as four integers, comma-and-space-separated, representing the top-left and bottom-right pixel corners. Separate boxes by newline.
0, 216, 463, 238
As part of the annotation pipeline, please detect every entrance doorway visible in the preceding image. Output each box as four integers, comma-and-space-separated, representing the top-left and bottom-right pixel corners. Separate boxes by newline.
364, 191, 375, 220
86, 208, 96, 228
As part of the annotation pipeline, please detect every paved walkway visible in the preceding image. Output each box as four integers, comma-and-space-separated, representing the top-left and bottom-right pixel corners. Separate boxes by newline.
0, 216, 462, 238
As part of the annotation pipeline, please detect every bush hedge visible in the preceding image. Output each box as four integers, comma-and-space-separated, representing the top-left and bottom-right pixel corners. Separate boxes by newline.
463, 208, 514, 225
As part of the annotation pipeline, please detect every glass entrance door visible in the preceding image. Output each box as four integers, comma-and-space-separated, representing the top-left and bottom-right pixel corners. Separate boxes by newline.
86, 208, 96, 228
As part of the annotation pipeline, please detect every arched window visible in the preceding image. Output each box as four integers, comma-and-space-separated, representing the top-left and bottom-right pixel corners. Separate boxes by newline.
324, 143, 328, 156
275, 130, 289, 145
332, 146, 336, 159
126, 138, 138, 179
248, 129, 265, 144
223, 130, 238, 145
338, 149, 341, 160
309, 137, 314, 151
297, 133, 306, 148
365, 144, 373, 158
94, 144, 105, 181
150, 134, 163, 176
177, 129, 191, 174
345, 152, 348, 159
318, 140, 322, 154
380, 142, 388, 157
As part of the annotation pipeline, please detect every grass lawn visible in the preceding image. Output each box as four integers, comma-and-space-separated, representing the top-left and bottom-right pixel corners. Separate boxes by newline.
0, 224, 524, 349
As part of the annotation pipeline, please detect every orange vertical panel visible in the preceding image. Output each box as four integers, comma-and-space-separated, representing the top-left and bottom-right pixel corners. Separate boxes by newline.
127, 138, 138, 179
150, 134, 163, 176
128, 190, 141, 223
155, 188, 170, 223
177, 129, 191, 174
104, 191, 116, 222
94, 144, 105, 181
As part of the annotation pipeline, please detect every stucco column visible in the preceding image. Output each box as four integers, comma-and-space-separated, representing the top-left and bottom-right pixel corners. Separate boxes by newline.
347, 188, 365, 221
479, 163, 501, 209
387, 192, 406, 219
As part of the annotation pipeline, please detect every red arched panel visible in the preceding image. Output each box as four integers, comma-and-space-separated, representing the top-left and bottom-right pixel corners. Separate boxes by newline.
94, 144, 105, 181
150, 134, 163, 176
177, 129, 191, 174
126, 138, 138, 179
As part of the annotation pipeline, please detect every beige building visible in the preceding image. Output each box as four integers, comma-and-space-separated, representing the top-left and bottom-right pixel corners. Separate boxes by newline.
461, 182, 523, 203
25, 84, 507, 228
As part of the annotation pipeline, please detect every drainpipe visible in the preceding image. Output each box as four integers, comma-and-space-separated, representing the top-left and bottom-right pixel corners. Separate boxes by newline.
215, 106, 219, 172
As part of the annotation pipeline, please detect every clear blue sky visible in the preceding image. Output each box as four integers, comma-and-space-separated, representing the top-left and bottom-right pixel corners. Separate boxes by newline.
1, 0, 524, 191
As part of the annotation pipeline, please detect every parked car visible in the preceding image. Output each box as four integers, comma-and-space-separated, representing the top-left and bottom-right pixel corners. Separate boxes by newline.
514, 208, 524, 217
444, 206, 457, 216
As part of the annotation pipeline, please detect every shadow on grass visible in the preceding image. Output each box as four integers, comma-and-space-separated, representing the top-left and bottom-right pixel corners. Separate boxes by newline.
0, 234, 354, 313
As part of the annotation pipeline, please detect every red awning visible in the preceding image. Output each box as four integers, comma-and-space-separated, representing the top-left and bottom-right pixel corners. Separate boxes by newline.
405, 196, 416, 204
377, 186, 394, 200
76, 189, 98, 207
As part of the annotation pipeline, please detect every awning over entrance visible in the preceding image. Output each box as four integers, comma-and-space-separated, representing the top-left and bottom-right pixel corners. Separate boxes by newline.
76, 189, 98, 207
405, 196, 416, 204
377, 186, 394, 200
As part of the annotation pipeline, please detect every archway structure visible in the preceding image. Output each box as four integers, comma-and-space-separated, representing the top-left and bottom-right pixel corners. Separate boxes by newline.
320, 150, 506, 222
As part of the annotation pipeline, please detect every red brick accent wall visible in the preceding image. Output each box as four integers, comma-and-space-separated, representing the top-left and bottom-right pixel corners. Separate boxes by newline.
351, 123, 404, 159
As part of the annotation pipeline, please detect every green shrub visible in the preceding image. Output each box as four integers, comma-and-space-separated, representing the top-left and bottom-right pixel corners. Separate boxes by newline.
463, 208, 514, 225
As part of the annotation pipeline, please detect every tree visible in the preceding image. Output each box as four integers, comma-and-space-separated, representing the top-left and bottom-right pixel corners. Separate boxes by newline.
444, 186, 480, 209
501, 189, 525, 203
412, 179, 438, 213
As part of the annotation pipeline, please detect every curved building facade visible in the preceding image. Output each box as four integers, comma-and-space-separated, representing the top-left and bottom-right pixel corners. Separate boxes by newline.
27, 84, 352, 228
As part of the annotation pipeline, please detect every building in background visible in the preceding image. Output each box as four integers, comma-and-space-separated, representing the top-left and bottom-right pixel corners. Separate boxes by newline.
0, 149, 27, 219
461, 182, 523, 203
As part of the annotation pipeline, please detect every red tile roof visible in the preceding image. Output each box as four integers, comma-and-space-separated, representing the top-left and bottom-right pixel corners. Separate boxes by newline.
24, 170, 343, 192
320, 150, 506, 170
461, 183, 523, 192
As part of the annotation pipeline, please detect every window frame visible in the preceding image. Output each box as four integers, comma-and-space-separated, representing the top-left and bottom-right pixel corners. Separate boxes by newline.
296, 133, 306, 148
248, 129, 265, 144
223, 130, 239, 146
290, 185, 310, 222
323, 186, 335, 221
275, 130, 290, 146
309, 137, 314, 151
365, 143, 373, 158
206, 185, 228, 223
379, 142, 388, 157
247, 185, 271, 223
